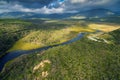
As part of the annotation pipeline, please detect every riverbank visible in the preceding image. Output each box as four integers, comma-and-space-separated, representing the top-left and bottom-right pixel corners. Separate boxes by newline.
0, 33, 85, 72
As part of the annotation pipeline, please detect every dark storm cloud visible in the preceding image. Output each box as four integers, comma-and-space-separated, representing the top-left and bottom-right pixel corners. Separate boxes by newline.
0, 0, 64, 14
0, 0, 55, 4
0, 0, 56, 8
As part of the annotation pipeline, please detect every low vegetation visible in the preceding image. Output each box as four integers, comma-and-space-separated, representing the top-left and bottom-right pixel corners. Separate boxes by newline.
1, 36, 120, 80
0, 19, 32, 57
0, 18, 120, 80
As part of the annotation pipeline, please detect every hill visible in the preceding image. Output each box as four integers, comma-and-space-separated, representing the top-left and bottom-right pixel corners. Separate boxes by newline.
0, 29, 120, 80
0, 19, 120, 80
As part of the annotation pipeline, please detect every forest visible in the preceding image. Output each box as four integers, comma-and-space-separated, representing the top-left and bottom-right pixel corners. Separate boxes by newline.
0, 18, 120, 80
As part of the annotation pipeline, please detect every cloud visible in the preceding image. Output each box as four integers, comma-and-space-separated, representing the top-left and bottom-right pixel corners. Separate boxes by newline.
1, 0, 55, 5
64, 0, 119, 10
70, 0, 87, 3
68, 0, 116, 5
0, 2, 65, 14
0, 0, 120, 14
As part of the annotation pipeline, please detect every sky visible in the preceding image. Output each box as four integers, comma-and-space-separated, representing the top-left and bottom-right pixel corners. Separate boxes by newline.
0, 0, 120, 14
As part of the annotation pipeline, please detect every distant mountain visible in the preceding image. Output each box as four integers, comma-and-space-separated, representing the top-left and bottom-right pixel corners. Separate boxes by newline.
70, 8, 118, 19
0, 12, 75, 19
81, 8, 115, 17
0, 8, 119, 19
0, 12, 32, 18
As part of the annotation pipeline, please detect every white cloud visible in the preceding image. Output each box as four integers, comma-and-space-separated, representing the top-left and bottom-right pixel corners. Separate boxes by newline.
70, 0, 87, 3
35, 6, 64, 14
0, 2, 65, 14
0, 0, 68, 14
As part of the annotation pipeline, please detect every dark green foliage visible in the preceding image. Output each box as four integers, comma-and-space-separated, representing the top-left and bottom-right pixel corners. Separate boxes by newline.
109, 29, 120, 44
0, 38, 120, 80
0, 19, 31, 57
0, 19, 68, 57
0, 19, 120, 80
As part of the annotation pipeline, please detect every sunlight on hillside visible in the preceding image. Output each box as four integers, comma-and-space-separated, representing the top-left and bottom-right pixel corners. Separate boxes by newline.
69, 27, 94, 32
7, 22, 120, 52
8, 40, 42, 52
89, 24, 120, 32
7, 28, 74, 52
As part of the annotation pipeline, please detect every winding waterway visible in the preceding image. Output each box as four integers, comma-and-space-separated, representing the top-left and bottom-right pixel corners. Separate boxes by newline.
0, 33, 85, 72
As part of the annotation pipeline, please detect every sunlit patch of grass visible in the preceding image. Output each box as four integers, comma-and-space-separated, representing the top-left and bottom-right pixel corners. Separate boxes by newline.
70, 16, 86, 19
9, 21, 120, 52
7, 24, 97, 52
98, 29, 120, 44
7, 22, 120, 52
68, 26, 95, 32
87, 28, 120, 44
88, 24, 120, 32
99, 34, 112, 39
100, 19, 106, 21
7, 28, 76, 52
44, 20, 59, 23
8, 40, 43, 52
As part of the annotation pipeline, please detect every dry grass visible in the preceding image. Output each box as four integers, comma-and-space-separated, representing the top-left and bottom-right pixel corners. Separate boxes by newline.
89, 24, 120, 32
8, 39, 43, 52
8, 22, 120, 52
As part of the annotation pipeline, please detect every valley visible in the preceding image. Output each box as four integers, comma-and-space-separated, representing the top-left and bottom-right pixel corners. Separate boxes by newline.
0, 0, 120, 80
0, 17, 120, 80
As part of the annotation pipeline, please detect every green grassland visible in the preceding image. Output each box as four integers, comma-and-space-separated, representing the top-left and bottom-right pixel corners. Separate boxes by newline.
0, 18, 120, 80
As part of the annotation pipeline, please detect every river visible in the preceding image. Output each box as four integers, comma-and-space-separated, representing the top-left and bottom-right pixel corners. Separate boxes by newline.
0, 33, 85, 72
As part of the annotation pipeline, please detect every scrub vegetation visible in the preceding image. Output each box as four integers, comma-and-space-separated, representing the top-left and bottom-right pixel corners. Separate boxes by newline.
0, 18, 120, 80
1, 36, 120, 80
